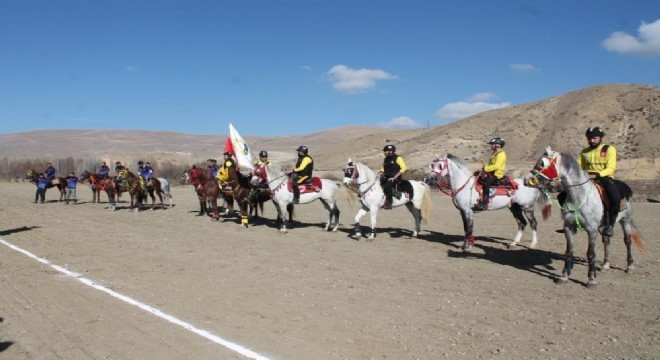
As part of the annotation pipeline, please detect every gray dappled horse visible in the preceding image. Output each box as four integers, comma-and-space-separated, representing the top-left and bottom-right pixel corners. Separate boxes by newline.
525, 146, 643, 288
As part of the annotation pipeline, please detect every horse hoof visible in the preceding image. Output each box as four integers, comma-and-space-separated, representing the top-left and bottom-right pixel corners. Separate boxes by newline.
529, 242, 537, 249
586, 281, 597, 289
554, 277, 569, 285
412, 231, 418, 238
626, 265, 635, 273
462, 243, 472, 252
602, 263, 610, 270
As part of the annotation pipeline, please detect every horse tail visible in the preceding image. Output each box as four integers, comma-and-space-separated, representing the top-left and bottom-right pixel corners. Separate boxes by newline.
629, 218, 645, 251
420, 183, 432, 224
342, 185, 357, 209
535, 189, 552, 221
616, 180, 633, 200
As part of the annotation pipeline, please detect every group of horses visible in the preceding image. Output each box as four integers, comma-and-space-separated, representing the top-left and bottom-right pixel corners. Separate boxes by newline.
27, 146, 644, 288
27, 169, 173, 212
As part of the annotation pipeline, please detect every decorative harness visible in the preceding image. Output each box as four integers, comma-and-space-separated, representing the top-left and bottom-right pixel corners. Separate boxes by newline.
528, 152, 592, 230
431, 159, 472, 199
343, 164, 378, 198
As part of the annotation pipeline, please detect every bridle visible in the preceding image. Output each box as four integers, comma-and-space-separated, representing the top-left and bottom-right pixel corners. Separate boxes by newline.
430, 158, 471, 198
342, 163, 377, 197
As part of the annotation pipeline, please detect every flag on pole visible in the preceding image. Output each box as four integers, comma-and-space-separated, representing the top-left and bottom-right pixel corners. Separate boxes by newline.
224, 137, 234, 155
228, 123, 255, 170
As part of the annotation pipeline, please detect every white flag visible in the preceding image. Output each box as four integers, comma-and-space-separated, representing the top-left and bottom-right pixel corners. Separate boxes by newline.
229, 123, 255, 170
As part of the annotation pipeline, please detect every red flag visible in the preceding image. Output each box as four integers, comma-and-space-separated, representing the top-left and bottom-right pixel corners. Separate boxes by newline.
224, 137, 235, 156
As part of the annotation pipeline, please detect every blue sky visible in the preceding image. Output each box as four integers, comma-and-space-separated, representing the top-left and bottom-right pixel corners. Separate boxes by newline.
1, 0, 658, 136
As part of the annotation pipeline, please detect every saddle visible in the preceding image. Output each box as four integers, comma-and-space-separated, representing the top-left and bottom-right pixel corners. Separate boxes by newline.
593, 180, 629, 210
393, 180, 414, 201
50, 178, 60, 185
287, 177, 322, 194
475, 174, 518, 198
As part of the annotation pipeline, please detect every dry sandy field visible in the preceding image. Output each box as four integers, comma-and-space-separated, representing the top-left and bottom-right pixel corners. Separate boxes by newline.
0, 181, 658, 360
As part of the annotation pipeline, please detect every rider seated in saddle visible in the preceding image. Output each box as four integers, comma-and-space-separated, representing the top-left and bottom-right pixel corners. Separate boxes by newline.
472, 137, 507, 211
99, 161, 110, 179
114, 161, 126, 186
580, 126, 620, 237
250, 150, 271, 201
206, 158, 220, 177
44, 162, 57, 183
136, 161, 154, 187
378, 144, 406, 210
290, 146, 313, 204
217, 152, 237, 187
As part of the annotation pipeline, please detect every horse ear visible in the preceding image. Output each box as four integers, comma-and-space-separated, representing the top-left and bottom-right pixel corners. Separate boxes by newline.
347, 157, 352, 164
545, 146, 553, 155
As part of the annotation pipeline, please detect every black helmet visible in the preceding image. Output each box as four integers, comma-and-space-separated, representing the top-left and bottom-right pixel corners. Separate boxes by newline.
488, 137, 505, 147
585, 126, 605, 138
223, 151, 232, 156
259, 150, 268, 158
383, 144, 396, 152
138, 160, 144, 165
296, 146, 308, 155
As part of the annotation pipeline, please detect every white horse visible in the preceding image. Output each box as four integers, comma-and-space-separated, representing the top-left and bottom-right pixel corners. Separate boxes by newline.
158, 177, 174, 208
342, 160, 432, 240
525, 146, 643, 288
250, 163, 340, 233
427, 154, 548, 251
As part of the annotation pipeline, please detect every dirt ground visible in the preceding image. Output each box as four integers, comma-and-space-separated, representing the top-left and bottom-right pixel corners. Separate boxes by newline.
0, 182, 658, 360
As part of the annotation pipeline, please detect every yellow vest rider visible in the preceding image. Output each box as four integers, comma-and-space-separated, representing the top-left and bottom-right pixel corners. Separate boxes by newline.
473, 137, 507, 211
379, 144, 407, 210
580, 126, 620, 237
291, 146, 313, 204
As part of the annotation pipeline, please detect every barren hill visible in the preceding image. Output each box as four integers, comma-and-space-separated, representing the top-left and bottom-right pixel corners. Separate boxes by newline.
1, 84, 658, 196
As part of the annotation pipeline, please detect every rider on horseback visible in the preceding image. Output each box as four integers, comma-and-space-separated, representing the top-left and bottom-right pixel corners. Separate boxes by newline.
250, 150, 270, 202
99, 161, 110, 179
44, 162, 57, 183
290, 146, 313, 204
378, 144, 406, 210
114, 161, 126, 187
581, 126, 620, 237
206, 159, 220, 177
472, 137, 507, 211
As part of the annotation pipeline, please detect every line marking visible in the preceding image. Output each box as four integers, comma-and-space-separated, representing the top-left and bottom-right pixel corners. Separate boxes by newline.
0, 237, 271, 360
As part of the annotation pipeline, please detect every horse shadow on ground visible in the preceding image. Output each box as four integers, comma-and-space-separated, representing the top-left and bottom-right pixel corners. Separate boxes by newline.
0, 226, 40, 237
415, 231, 592, 286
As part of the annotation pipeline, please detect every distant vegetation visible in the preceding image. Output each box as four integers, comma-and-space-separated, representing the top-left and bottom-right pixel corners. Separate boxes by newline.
0, 156, 192, 183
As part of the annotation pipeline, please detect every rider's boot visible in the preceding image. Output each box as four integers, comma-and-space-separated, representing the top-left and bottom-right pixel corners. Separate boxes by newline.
472, 191, 490, 211
383, 195, 393, 210
602, 208, 619, 237
293, 185, 300, 204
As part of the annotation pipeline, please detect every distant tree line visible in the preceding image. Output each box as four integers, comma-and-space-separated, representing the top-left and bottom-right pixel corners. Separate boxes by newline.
0, 156, 194, 184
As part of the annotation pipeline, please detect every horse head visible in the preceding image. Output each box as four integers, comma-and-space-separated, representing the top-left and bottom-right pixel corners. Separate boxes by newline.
250, 163, 268, 187
342, 158, 357, 186
525, 146, 564, 191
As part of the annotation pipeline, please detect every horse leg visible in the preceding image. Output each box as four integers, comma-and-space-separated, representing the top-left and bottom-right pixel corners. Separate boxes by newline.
279, 202, 289, 233
460, 209, 475, 251
622, 216, 635, 273
508, 203, 527, 248
601, 233, 612, 270
351, 206, 368, 239
556, 225, 576, 285
586, 228, 598, 288
319, 199, 334, 231
406, 202, 422, 238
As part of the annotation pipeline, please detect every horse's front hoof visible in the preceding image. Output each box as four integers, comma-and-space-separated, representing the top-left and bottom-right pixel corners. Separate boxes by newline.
625, 265, 635, 273
602, 263, 611, 270
462, 243, 472, 252
586, 281, 597, 289
554, 277, 569, 285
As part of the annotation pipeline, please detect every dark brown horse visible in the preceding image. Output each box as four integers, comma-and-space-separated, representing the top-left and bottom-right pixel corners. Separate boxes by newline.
99, 176, 130, 210
218, 166, 253, 227
117, 169, 148, 212
186, 166, 220, 220
26, 169, 67, 202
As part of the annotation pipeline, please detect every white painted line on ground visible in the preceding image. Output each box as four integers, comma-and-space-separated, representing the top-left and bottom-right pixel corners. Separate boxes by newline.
0, 237, 271, 360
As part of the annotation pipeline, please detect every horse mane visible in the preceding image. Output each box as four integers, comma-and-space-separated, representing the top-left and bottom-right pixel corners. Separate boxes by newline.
356, 162, 376, 183
445, 153, 472, 176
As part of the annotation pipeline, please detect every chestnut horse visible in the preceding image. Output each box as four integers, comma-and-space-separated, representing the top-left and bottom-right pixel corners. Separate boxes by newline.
79, 170, 109, 203
26, 169, 67, 202
117, 169, 149, 212
186, 166, 220, 220
218, 166, 254, 227
100, 176, 130, 210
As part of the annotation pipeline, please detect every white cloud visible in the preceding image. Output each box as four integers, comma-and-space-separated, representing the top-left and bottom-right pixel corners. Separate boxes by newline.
469, 92, 496, 102
435, 101, 511, 120
125, 65, 138, 72
379, 116, 422, 130
603, 19, 660, 57
509, 63, 538, 72
301, 65, 312, 71
327, 64, 397, 93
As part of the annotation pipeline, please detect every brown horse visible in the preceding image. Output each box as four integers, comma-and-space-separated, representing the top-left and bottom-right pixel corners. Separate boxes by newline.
186, 166, 220, 220
99, 176, 130, 210
218, 166, 253, 227
26, 169, 67, 202
79, 170, 109, 203
117, 169, 148, 212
